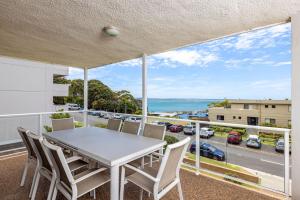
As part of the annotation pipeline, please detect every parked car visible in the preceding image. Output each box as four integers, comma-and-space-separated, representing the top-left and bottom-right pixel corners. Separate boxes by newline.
67, 103, 81, 111
246, 135, 262, 149
275, 138, 291, 153
190, 142, 225, 161
113, 114, 122, 120
169, 125, 184, 133
200, 127, 214, 138
88, 110, 98, 116
126, 116, 142, 122
103, 113, 112, 119
98, 112, 105, 118
183, 125, 195, 135
227, 131, 242, 144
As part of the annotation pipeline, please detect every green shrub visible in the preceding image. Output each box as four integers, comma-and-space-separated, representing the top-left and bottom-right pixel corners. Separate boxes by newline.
164, 135, 179, 149
94, 123, 107, 128
50, 110, 71, 119
44, 125, 52, 133
211, 126, 246, 136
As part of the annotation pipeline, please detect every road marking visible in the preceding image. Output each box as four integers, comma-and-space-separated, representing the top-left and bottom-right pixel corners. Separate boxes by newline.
260, 159, 284, 166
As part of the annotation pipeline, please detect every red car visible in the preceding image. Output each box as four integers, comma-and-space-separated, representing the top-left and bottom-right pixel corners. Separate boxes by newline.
169, 125, 184, 133
227, 131, 242, 144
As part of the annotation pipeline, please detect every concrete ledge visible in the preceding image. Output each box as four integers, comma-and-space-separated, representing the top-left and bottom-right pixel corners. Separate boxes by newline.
184, 157, 260, 184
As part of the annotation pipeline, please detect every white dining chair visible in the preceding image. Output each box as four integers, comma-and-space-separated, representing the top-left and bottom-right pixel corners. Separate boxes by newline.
120, 137, 190, 200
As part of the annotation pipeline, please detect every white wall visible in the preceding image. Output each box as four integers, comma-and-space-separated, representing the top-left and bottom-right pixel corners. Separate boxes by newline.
292, 13, 300, 199
0, 56, 69, 144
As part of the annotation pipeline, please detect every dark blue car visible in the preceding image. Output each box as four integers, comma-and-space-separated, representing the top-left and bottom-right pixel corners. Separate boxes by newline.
189, 142, 225, 161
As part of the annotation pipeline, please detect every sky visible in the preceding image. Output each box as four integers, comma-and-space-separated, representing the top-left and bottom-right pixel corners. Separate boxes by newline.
69, 23, 291, 99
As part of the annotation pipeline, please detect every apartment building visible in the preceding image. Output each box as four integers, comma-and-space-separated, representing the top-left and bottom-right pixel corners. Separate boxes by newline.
0, 56, 69, 145
208, 99, 291, 128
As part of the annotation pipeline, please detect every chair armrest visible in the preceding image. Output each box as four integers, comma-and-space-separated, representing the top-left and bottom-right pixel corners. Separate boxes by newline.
124, 164, 159, 182
74, 167, 107, 183
66, 155, 83, 163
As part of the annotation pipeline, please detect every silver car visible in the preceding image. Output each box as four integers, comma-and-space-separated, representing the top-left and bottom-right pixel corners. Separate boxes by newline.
275, 138, 291, 153
246, 135, 262, 149
183, 125, 195, 135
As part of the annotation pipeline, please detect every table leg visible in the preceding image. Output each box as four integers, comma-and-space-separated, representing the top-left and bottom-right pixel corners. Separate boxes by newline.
110, 165, 120, 200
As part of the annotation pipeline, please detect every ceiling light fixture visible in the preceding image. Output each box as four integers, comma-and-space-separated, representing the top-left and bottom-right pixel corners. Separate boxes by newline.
103, 26, 119, 37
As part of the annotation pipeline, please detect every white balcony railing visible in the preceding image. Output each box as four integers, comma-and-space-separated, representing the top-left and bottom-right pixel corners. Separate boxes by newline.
0, 110, 291, 197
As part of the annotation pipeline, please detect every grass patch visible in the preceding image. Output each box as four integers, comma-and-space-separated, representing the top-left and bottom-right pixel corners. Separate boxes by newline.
94, 123, 107, 128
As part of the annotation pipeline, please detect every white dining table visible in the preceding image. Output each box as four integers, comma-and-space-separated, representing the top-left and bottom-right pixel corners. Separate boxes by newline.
43, 126, 166, 200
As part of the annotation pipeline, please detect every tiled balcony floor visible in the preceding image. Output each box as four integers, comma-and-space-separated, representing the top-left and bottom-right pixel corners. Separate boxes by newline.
0, 151, 283, 200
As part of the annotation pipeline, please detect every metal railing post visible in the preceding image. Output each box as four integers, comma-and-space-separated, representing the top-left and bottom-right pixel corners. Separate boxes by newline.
195, 122, 200, 175
83, 67, 88, 127
39, 114, 43, 135
284, 130, 290, 197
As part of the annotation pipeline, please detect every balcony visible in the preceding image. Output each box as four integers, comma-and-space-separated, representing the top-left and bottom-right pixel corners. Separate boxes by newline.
52, 83, 70, 97
1, 152, 283, 200
0, 111, 291, 200
0, 1, 299, 199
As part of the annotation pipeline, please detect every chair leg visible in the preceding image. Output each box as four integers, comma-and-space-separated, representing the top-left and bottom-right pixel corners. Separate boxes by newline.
31, 172, 40, 200
150, 154, 153, 167
20, 159, 30, 186
139, 189, 143, 200
51, 187, 57, 200
90, 189, 96, 199
177, 181, 184, 200
120, 167, 125, 200
47, 176, 56, 200
29, 164, 39, 198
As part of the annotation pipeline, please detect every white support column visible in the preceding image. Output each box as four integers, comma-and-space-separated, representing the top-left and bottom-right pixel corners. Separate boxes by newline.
195, 122, 200, 175
284, 130, 290, 196
292, 13, 300, 199
142, 54, 148, 129
83, 67, 88, 127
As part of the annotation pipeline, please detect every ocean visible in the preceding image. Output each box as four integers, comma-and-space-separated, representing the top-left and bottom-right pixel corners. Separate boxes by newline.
147, 99, 220, 112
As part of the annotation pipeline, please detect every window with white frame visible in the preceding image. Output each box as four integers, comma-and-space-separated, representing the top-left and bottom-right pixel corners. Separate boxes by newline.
265, 118, 276, 125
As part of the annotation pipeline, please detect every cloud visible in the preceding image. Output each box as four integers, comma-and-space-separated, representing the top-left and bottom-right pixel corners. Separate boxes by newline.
154, 49, 218, 66
235, 23, 290, 50
68, 67, 83, 79
273, 61, 291, 67
250, 79, 290, 91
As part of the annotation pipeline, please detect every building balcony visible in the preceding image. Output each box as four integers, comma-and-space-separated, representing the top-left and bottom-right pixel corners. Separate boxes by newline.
52, 83, 70, 97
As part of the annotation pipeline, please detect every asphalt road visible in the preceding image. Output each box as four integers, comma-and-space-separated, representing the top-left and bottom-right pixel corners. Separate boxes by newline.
72, 113, 291, 178
168, 131, 291, 178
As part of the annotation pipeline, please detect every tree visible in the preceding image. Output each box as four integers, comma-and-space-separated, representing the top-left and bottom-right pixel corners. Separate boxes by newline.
66, 79, 141, 114
208, 99, 231, 108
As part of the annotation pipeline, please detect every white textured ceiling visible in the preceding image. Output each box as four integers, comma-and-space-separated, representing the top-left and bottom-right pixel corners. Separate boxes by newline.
0, 0, 299, 68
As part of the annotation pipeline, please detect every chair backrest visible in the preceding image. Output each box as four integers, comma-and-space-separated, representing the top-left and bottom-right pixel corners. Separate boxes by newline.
143, 123, 166, 140
52, 117, 75, 132
17, 127, 36, 159
107, 119, 122, 132
42, 139, 74, 191
121, 121, 140, 135
26, 132, 52, 172
156, 137, 190, 191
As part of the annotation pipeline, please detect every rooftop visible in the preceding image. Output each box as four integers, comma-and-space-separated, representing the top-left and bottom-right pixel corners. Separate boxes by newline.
228, 99, 291, 105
